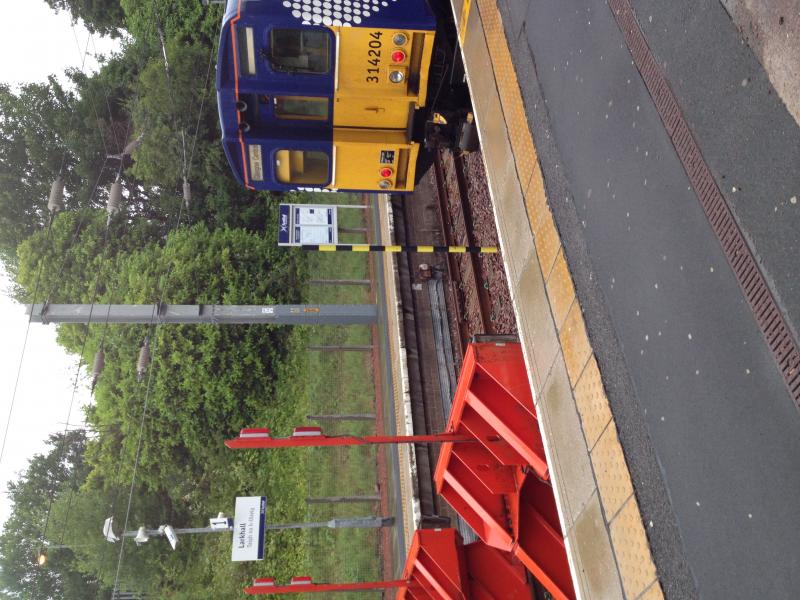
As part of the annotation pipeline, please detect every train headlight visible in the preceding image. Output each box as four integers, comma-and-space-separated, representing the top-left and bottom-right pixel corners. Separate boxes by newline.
392, 33, 408, 46
389, 70, 405, 84
380, 167, 393, 178
378, 180, 392, 189
391, 50, 406, 63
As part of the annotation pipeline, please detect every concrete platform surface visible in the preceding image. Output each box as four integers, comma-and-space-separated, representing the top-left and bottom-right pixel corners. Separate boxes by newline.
451, 0, 800, 598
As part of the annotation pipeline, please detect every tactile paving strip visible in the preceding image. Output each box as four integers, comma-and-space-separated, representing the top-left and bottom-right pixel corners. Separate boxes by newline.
607, 0, 800, 409
610, 497, 660, 599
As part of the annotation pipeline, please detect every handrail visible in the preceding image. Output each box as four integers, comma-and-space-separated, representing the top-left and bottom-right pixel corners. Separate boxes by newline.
334, 30, 341, 91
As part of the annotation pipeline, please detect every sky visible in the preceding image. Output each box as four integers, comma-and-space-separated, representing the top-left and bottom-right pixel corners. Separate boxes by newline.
0, 3, 121, 528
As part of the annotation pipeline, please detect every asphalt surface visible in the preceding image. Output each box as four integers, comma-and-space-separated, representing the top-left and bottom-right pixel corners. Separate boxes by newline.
633, 0, 800, 346
497, 0, 800, 598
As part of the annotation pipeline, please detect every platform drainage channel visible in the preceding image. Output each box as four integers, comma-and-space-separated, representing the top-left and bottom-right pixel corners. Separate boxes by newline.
608, 0, 800, 408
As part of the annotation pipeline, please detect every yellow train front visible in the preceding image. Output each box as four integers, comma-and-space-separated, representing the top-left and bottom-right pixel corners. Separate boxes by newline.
217, 0, 461, 193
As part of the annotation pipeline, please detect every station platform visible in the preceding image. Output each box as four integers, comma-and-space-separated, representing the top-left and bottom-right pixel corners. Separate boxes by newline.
451, 0, 800, 598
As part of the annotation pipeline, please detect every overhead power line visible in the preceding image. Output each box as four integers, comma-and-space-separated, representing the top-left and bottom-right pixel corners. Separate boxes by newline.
110, 10, 223, 594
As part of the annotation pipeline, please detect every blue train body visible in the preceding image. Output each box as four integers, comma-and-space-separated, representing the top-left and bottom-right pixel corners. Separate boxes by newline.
216, 0, 440, 193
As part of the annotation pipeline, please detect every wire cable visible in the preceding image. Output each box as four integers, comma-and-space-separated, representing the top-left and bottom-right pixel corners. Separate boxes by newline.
71, 27, 109, 158
110, 201, 184, 596
47, 86, 140, 547
89, 33, 121, 153
0, 220, 54, 468
155, 17, 188, 180
3, 29, 105, 474
185, 45, 216, 179
37, 226, 111, 558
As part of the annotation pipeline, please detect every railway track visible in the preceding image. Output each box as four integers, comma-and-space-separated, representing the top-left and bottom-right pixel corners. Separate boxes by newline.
432, 149, 517, 351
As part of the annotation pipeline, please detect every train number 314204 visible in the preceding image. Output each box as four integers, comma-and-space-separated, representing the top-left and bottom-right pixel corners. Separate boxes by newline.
365, 31, 383, 83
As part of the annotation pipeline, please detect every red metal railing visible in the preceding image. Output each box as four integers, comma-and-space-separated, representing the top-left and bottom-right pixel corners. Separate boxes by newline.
230, 342, 575, 599
244, 528, 533, 599
434, 342, 575, 600
226, 427, 475, 449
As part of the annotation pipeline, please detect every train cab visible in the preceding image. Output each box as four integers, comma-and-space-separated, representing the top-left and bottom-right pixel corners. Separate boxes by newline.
216, 0, 439, 193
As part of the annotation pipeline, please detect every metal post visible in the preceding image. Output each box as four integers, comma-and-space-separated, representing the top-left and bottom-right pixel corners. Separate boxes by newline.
116, 518, 393, 540
27, 303, 377, 326
226, 431, 475, 449
307, 414, 375, 422
264, 517, 393, 530
306, 495, 381, 504
309, 279, 371, 287
245, 579, 407, 595
307, 345, 373, 352
121, 526, 223, 538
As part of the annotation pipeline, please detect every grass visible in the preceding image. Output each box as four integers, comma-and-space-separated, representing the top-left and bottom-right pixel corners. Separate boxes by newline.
176, 194, 383, 598
300, 194, 384, 597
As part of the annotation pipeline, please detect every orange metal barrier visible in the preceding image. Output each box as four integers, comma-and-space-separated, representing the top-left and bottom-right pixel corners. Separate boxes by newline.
244, 528, 533, 599
434, 342, 575, 600
399, 529, 533, 600
231, 341, 574, 599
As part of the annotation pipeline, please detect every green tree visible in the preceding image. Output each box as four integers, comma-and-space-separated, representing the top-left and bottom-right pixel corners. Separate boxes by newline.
0, 431, 110, 599
0, 79, 79, 264
12, 217, 312, 597
128, 39, 216, 190
13, 209, 164, 307
0, 46, 165, 267
43, 0, 126, 37
3, 3, 325, 595
120, 0, 223, 47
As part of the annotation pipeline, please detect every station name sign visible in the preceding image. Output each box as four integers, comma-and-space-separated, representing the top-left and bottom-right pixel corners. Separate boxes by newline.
231, 496, 266, 562
278, 204, 338, 246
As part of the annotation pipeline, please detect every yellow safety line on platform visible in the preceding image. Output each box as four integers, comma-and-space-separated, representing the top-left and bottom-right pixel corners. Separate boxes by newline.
472, 0, 665, 597
458, 0, 473, 46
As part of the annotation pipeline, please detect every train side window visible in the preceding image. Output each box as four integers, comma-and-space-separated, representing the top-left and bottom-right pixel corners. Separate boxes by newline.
269, 29, 330, 74
236, 27, 257, 75
274, 150, 329, 184
274, 96, 329, 120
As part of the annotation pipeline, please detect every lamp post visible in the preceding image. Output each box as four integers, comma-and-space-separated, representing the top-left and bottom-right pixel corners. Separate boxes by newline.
102, 513, 394, 551
36, 542, 94, 566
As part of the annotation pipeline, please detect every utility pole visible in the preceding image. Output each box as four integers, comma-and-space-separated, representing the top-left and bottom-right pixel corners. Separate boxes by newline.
27, 303, 376, 326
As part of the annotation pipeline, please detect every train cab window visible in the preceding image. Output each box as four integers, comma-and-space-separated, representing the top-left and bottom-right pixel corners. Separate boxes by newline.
236, 27, 257, 75
274, 96, 329, 120
275, 150, 329, 185
269, 29, 330, 74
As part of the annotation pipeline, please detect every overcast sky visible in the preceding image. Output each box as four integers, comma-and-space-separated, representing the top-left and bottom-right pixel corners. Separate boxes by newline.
0, 3, 120, 528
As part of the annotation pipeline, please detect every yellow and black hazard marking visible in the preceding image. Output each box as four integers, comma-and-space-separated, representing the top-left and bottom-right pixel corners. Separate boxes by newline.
304, 244, 499, 254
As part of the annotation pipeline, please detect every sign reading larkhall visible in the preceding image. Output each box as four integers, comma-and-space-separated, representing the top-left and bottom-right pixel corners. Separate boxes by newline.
231, 496, 267, 562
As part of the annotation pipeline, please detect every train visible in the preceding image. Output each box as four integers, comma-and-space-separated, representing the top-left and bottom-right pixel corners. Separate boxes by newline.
215, 0, 475, 194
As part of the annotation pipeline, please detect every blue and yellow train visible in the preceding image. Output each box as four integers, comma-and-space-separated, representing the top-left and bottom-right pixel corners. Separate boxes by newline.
215, 0, 472, 193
